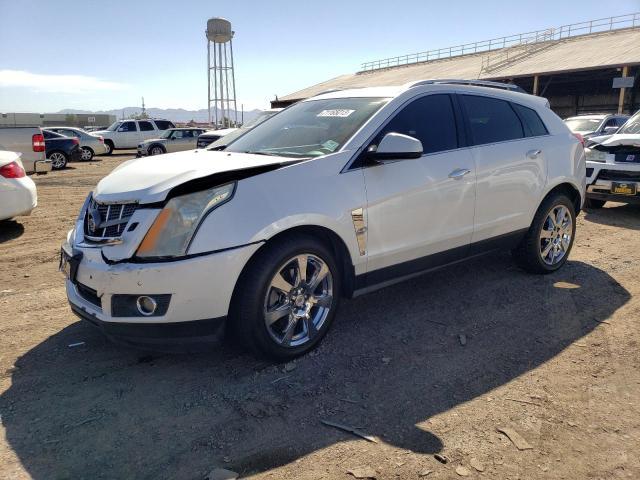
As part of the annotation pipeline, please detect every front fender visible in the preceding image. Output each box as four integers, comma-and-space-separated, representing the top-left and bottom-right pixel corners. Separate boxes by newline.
186, 152, 366, 272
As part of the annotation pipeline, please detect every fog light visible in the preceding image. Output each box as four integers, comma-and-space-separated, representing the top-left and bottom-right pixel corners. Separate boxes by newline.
136, 296, 157, 316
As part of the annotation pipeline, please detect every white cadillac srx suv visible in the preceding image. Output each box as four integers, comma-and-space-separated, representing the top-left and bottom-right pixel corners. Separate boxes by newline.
61, 80, 586, 358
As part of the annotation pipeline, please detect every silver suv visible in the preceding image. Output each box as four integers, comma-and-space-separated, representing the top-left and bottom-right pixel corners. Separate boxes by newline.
93, 119, 175, 154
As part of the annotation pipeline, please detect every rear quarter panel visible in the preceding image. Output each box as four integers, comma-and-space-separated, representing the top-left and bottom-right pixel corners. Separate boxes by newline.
537, 109, 586, 210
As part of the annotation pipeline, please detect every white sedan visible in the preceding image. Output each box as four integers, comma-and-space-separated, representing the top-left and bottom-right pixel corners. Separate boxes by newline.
0, 150, 37, 221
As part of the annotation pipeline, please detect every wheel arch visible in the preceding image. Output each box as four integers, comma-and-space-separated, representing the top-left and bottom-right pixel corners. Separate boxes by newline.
541, 181, 583, 215
149, 143, 166, 153
47, 149, 67, 158
234, 225, 357, 302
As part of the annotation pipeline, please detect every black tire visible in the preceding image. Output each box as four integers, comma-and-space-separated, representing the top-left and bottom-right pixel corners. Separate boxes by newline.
149, 144, 166, 156
80, 147, 94, 161
231, 233, 342, 360
48, 151, 68, 170
103, 140, 114, 155
512, 192, 576, 274
584, 198, 606, 209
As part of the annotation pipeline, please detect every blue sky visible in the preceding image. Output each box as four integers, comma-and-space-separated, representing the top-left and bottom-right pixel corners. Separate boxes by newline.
0, 0, 638, 112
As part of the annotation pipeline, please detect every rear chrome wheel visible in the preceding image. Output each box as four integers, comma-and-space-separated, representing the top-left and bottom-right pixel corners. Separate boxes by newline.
539, 205, 573, 266
49, 152, 67, 169
80, 147, 93, 161
264, 254, 333, 348
512, 192, 576, 274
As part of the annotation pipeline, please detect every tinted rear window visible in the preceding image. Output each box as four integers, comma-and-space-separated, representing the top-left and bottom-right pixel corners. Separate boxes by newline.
139, 121, 154, 131
512, 103, 548, 137
461, 95, 524, 145
154, 120, 174, 130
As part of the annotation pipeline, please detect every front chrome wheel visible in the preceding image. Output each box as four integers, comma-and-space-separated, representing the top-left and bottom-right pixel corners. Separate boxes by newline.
150, 146, 164, 156
263, 253, 333, 348
539, 205, 573, 265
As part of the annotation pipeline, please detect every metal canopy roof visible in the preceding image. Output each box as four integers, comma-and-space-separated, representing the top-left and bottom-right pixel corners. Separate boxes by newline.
277, 26, 640, 104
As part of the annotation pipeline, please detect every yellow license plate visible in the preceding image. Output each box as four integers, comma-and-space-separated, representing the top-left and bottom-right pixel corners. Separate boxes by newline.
611, 182, 637, 195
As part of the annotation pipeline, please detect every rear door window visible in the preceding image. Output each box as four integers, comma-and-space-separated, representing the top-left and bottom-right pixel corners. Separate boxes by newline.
511, 103, 548, 137
139, 121, 154, 131
377, 94, 458, 154
460, 95, 524, 145
119, 121, 137, 132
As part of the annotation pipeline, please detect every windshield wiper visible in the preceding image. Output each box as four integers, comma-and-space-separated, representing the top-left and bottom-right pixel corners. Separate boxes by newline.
245, 150, 281, 157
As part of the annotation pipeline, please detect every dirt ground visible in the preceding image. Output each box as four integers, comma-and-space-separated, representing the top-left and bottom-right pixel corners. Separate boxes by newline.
1, 153, 639, 480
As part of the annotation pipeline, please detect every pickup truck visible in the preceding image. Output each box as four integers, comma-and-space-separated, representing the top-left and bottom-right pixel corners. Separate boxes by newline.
0, 127, 52, 174
93, 119, 175, 154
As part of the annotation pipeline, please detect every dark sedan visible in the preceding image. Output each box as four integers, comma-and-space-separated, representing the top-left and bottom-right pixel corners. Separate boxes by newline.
42, 130, 82, 169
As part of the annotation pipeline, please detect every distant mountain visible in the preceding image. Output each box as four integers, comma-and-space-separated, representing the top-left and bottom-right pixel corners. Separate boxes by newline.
54, 107, 262, 124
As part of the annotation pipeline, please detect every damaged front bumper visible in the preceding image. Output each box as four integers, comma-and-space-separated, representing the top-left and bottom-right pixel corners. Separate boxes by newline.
63, 231, 261, 349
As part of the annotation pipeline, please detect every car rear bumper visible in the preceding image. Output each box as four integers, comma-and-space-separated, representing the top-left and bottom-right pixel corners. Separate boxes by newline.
70, 148, 83, 162
34, 160, 52, 174
91, 143, 108, 155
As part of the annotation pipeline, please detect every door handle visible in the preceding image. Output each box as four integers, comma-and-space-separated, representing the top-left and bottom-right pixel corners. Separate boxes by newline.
527, 149, 542, 159
448, 168, 471, 179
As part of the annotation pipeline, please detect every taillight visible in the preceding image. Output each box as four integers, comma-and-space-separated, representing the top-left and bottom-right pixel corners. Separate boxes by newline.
573, 133, 584, 146
98, 136, 104, 143
0, 161, 26, 179
72, 138, 80, 145
32, 133, 45, 152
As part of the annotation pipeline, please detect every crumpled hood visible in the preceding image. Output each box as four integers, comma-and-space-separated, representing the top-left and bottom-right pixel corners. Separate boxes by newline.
595, 134, 640, 147
94, 149, 297, 204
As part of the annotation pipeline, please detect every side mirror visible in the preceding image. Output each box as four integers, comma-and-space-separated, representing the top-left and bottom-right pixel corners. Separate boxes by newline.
367, 132, 423, 161
603, 126, 618, 135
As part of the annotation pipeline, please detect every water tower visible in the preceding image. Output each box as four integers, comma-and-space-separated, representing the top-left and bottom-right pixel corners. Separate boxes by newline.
206, 18, 238, 127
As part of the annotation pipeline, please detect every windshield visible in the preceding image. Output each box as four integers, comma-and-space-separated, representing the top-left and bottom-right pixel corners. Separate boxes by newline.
241, 110, 278, 129
225, 98, 389, 158
618, 111, 640, 135
159, 129, 174, 139
107, 121, 122, 131
564, 118, 602, 132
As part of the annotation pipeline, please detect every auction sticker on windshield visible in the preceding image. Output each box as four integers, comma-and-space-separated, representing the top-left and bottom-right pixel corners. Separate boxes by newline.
317, 109, 354, 118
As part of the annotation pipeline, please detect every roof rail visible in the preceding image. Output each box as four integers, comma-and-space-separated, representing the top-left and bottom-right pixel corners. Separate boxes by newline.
406, 79, 527, 93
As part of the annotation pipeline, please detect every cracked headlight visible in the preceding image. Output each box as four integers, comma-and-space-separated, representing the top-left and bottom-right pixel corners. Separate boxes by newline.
136, 183, 235, 258
585, 149, 607, 162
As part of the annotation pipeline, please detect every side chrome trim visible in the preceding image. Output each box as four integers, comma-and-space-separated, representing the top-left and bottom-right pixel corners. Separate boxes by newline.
351, 208, 367, 256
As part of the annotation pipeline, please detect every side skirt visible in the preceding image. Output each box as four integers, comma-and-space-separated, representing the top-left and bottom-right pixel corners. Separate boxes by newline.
352, 228, 528, 297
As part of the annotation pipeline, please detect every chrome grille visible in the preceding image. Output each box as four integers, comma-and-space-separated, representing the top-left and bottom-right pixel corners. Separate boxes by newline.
84, 197, 138, 240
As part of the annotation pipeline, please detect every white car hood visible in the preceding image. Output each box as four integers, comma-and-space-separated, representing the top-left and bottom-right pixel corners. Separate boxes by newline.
94, 149, 297, 204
